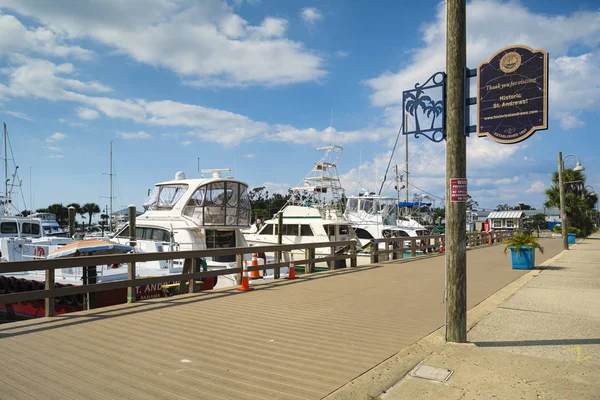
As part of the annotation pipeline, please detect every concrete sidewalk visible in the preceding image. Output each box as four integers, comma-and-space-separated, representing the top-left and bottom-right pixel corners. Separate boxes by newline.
379, 235, 600, 400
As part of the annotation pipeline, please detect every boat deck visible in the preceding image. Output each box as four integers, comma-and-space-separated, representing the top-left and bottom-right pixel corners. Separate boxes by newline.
0, 239, 563, 400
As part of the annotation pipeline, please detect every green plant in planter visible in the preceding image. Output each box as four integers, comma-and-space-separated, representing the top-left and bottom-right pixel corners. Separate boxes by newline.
503, 232, 545, 260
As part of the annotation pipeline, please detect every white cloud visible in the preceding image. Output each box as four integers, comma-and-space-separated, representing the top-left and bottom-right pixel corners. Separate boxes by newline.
474, 176, 520, 186
260, 182, 290, 195
47, 145, 62, 152
364, 0, 600, 130
526, 181, 546, 194
181, 140, 193, 146
117, 131, 152, 140
45, 132, 66, 143
300, 7, 323, 26
243, 153, 255, 159
0, 13, 93, 60
557, 112, 585, 130
3, 110, 31, 120
335, 50, 349, 57
1, 1, 326, 87
76, 107, 100, 120
49, 154, 64, 159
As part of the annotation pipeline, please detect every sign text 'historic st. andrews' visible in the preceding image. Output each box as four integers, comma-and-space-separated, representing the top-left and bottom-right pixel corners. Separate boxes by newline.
477, 45, 548, 144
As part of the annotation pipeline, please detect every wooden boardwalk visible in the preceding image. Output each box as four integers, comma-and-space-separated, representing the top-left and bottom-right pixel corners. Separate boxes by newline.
0, 239, 563, 400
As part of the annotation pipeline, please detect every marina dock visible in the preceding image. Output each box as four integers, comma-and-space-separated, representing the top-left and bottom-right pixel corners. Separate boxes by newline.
0, 239, 563, 400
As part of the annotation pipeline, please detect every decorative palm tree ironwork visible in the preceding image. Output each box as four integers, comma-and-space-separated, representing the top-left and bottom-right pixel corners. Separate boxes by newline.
402, 72, 446, 143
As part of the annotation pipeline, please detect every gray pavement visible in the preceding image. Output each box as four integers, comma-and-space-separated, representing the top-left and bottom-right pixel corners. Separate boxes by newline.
379, 235, 600, 400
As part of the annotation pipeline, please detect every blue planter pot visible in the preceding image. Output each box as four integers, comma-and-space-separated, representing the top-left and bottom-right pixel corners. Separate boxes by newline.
567, 234, 576, 244
509, 246, 534, 270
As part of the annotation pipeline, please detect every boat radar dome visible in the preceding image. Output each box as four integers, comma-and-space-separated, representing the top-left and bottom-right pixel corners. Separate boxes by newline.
175, 171, 186, 180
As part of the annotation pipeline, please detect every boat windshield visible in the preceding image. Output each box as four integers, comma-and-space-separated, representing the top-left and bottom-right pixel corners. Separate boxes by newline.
143, 184, 188, 210
183, 180, 251, 227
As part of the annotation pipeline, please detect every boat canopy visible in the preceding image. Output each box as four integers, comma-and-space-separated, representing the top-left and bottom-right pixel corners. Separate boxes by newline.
182, 180, 251, 227
397, 201, 432, 207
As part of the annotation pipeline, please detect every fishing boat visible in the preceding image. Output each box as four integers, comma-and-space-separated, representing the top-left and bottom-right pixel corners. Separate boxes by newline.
0, 170, 273, 320
244, 145, 370, 266
344, 191, 428, 251
27, 212, 67, 236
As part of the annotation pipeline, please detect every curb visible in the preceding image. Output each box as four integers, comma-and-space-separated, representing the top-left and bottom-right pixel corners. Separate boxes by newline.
323, 247, 568, 400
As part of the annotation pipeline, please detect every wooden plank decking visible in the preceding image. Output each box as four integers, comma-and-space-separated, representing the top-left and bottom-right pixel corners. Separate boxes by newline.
0, 239, 563, 400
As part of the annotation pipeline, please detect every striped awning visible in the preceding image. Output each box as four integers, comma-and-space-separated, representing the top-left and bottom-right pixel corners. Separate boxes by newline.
487, 211, 524, 219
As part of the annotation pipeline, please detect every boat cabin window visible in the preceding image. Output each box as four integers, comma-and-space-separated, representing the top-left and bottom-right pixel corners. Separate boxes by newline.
360, 199, 374, 213
398, 231, 410, 237
1, 222, 18, 234
324, 224, 351, 236
143, 184, 188, 210
300, 224, 313, 236
346, 198, 359, 212
183, 181, 251, 227
258, 224, 274, 235
116, 225, 171, 243
355, 228, 374, 239
206, 229, 236, 262
20, 222, 40, 235
282, 224, 298, 236
416, 230, 428, 236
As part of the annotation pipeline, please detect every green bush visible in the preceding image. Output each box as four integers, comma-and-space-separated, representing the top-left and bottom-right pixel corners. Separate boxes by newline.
568, 226, 582, 237
551, 225, 562, 233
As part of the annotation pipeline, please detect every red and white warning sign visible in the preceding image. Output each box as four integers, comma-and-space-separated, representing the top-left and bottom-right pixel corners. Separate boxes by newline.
450, 178, 468, 202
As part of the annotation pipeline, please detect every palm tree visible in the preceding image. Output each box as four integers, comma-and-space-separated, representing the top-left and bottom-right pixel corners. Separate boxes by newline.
47, 203, 67, 226
545, 169, 598, 236
82, 202, 101, 226
426, 100, 444, 129
405, 90, 432, 132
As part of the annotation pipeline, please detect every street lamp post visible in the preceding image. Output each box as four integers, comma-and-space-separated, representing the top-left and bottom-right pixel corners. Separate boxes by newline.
558, 152, 585, 250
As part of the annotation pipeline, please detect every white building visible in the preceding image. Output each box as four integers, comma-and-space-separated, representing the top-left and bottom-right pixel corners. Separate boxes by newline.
487, 211, 525, 231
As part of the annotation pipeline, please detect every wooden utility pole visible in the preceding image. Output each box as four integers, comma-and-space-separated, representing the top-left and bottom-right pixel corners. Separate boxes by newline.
445, 0, 467, 343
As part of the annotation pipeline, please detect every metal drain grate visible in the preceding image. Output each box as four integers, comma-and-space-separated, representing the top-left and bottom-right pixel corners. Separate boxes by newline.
410, 364, 454, 382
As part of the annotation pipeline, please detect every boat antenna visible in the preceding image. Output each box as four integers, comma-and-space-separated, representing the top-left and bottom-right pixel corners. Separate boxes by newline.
377, 117, 405, 196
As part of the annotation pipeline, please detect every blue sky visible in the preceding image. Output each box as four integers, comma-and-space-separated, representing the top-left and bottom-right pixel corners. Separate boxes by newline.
0, 0, 599, 217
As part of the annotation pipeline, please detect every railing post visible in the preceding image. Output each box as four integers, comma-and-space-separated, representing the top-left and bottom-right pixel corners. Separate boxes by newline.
189, 257, 198, 293
411, 239, 416, 258
44, 268, 55, 317
127, 204, 137, 303
307, 248, 315, 274
399, 238, 404, 258
68, 206, 75, 238
84, 265, 97, 310
236, 254, 243, 285
350, 242, 357, 268
329, 246, 336, 270
178, 258, 192, 295
370, 241, 378, 264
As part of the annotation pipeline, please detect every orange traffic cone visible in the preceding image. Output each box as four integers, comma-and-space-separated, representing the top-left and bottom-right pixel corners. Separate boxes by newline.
249, 253, 262, 279
439, 243, 444, 254
286, 253, 297, 280
238, 259, 254, 291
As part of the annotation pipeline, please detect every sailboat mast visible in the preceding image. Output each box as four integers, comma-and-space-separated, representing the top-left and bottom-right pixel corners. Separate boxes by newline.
3, 123, 7, 216
405, 130, 409, 202
109, 141, 113, 232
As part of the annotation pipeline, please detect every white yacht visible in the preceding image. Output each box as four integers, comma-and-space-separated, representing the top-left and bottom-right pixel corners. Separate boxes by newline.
344, 191, 429, 251
244, 145, 370, 266
28, 212, 67, 236
0, 170, 276, 319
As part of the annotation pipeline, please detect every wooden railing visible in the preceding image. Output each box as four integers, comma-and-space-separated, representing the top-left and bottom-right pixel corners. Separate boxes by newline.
0, 240, 357, 317
369, 231, 514, 263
